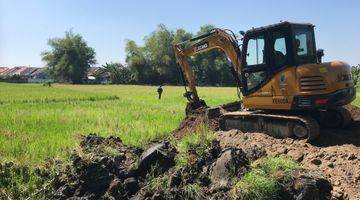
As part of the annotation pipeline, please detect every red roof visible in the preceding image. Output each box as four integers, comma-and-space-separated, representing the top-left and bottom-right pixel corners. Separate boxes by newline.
0, 67, 9, 75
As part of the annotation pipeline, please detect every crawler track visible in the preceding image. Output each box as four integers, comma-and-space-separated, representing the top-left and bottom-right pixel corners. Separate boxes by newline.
219, 111, 321, 142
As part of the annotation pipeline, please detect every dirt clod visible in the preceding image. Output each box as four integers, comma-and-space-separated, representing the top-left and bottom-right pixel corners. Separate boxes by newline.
209, 147, 249, 189
289, 169, 332, 200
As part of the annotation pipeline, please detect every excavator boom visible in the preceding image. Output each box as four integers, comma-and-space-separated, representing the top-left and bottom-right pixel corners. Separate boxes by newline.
174, 28, 242, 109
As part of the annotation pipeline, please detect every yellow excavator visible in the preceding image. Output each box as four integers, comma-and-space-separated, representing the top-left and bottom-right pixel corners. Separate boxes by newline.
174, 21, 355, 141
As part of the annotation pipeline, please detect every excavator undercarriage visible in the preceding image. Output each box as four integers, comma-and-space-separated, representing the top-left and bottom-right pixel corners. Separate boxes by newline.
218, 106, 352, 142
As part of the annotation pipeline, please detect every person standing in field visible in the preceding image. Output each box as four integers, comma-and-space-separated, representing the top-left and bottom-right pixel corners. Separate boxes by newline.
157, 85, 163, 99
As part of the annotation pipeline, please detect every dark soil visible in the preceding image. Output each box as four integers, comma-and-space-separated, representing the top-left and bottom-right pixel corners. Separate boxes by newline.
171, 107, 208, 139
50, 134, 331, 200
171, 101, 241, 139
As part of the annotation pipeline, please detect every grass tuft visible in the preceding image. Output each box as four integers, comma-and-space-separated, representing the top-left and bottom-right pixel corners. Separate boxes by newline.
232, 156, 300, 200
175, 125, 215, 168
182, 183, 202, 200
232, 169, 280, 200
252, 155, 300, 181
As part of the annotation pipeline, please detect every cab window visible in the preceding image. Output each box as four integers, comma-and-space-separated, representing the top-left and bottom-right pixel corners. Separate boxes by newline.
244, 34, 267, 91
273, 32, 288, 68
246, 36, 265, 66
246, 71, 267, 90
293, 27, 316, 64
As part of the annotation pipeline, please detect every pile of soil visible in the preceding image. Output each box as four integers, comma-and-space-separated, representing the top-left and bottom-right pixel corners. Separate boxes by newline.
53, 134, 176, 199
171, 101, 241, 139
172, 103, 360, 199
171, 107, 208, 139
217, 128, 360, 200
51, 134, 331, 200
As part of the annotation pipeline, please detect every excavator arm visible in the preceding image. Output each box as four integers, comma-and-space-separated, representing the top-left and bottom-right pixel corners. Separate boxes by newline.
174, 28, 243, 110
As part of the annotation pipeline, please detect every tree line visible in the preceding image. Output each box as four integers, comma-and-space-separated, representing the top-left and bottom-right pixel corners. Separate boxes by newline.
41, 25, 360, 86
41, 24, 235, 86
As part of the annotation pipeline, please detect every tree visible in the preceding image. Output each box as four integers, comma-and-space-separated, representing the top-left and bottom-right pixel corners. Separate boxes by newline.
41, 30, 96, 83
351, 64, 360, 86
125, 25, 194, 85
191, 25, 235, 86
101, 62, 132, 84
124, 24, 237, 86
125, 40, 154, 84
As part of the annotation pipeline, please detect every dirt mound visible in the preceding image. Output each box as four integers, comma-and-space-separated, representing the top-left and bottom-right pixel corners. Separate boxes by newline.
53, 134, 176, 199
171, 101, 241, 139
171, 108, 207, 139
50, 134, 331, 200
218, 129, 360, 200
52, 135, 332, 199
170, 103, 360, 199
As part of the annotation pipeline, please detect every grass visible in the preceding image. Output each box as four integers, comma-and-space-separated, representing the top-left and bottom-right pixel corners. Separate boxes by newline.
252, 155, 300, 181
232, 156, 300, 200
0, 83, 238, 165
175, 125, 215, 168
0, 162, 56, 199
233, 169, 280, 200
1, 82, 359, 166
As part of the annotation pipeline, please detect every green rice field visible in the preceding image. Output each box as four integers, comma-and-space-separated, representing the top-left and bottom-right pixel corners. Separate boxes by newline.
0, 83, 239, 165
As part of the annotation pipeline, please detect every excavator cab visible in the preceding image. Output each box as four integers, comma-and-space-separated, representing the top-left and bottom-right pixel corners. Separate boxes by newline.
239, 22, 355, 111
241, 22, 317, 96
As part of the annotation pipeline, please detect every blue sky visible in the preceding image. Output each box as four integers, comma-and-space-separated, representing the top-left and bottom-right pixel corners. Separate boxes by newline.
1, 0, 359, 67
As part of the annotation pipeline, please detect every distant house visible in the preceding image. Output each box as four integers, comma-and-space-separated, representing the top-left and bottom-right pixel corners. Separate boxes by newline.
20, 67, 38, 78
7, 66, 29, 76
0, 66, 51, 83
86, 67, 110, 84
0, 67, 9, 77
0, 66, 29, 82
28, 67, 51, 83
